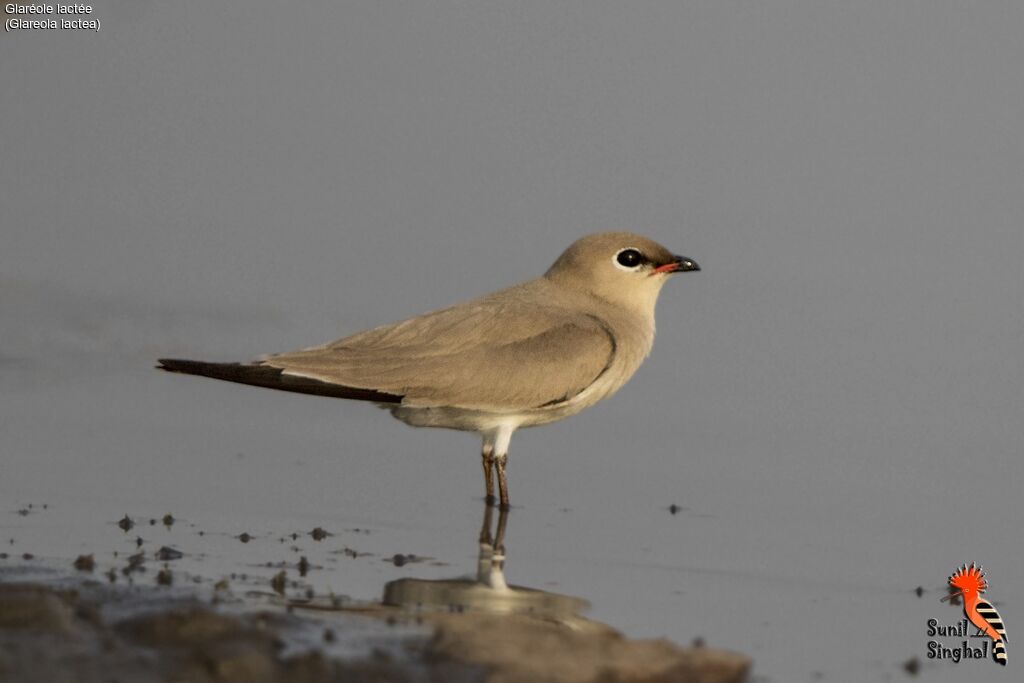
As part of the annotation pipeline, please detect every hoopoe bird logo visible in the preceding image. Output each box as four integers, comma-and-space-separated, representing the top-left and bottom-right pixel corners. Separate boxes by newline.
942, 563, 1007, 666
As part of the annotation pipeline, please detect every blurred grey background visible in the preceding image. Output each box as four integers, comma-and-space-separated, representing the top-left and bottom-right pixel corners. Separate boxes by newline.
2, 3, 1022, 681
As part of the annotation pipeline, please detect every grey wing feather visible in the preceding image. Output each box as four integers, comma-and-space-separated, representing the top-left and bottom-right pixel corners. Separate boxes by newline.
262, 288, 615, 411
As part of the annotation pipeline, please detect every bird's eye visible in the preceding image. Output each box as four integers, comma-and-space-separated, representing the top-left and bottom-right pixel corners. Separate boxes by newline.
615, 248, 644, 269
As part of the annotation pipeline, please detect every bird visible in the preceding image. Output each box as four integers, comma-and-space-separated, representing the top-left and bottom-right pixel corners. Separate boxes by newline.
158, 232, 700, 509
942, 563, 1008, 666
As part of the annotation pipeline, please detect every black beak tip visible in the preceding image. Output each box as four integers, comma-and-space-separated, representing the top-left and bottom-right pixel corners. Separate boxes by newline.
674, 256, 700, 272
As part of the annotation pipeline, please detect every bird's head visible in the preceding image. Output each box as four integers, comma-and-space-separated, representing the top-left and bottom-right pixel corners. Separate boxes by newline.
942, 563, 987, 603
544, 232, 699, 315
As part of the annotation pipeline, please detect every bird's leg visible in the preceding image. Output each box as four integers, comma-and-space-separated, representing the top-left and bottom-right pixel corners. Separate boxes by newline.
490, 424, 515, 511
480, 441, 496, 506
495, 454, 510, 510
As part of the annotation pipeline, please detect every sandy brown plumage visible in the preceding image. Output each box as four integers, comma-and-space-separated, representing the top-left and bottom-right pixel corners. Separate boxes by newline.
158, 232, 699, 508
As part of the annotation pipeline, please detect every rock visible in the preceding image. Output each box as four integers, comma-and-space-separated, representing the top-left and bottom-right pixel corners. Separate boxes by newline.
0, 584, 78, 634
157, 568, 173, 586
116, 608, 272, 648
0, 571, 752, 683
0, 579, 445, 683
73, 554, 95, 572
427, 612, 750, 683
156, 546, 184, 561
270, 571, 287, 595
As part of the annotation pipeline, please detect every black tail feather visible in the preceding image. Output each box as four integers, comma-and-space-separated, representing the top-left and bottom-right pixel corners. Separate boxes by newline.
157, 358, 403, 403
994, 640, 1007, 665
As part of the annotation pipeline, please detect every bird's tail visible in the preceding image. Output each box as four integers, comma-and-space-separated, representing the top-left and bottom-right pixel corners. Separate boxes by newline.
156, 358, 402, 403
994, 639, 1007, 666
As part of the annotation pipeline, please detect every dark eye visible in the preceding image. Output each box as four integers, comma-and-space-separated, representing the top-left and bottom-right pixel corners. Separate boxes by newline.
616, 248, 644, 268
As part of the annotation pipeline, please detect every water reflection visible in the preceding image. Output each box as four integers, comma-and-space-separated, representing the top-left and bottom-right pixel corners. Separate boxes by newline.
382, 504, 588, 619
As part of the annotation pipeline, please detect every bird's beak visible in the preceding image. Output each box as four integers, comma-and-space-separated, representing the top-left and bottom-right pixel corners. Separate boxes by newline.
940, 591, 959, 602
654, 255, 700, 275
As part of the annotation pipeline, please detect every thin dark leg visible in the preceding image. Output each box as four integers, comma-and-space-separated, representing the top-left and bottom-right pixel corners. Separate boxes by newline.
481, 446, 495, 506
495, 454, 510, 510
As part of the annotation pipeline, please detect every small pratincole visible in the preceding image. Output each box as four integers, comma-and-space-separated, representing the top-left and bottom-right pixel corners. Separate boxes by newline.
942, 563, 1008, 666
158, 232, 700, 509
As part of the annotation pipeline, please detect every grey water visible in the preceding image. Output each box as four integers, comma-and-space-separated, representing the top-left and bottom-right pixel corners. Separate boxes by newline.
3, 2, 1023, 681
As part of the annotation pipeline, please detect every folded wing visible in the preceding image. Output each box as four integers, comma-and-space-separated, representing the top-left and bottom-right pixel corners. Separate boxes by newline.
263, 293, 616, 412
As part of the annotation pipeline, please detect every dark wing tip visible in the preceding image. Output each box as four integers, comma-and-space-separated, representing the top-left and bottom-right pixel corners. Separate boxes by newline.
155, 357, 403, 403
157, 358, 210, 373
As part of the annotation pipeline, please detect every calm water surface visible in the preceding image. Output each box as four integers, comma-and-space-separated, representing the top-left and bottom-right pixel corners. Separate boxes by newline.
2, 282, 1020, 683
